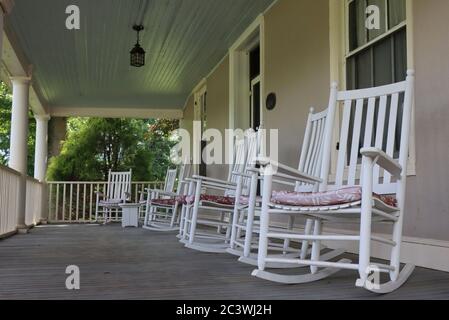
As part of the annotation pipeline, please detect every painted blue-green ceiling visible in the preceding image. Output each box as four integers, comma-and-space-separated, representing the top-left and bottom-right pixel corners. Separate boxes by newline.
6, 0, 275, 110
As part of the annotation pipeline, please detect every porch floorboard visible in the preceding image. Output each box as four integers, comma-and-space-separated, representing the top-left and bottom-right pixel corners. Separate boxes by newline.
0, 224, 448, 300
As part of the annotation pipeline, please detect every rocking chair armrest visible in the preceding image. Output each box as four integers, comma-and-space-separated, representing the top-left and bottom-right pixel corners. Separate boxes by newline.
360, 148, 402, 179
231, 171, 255, 179
200, 182, 237, 193
256, 157, 322, 184
178, 180, 190, 186
146, 189, 177, 197
191, 175, 238, 187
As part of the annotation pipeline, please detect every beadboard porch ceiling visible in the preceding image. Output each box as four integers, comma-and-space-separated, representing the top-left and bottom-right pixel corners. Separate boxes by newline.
4, 0, 275, 117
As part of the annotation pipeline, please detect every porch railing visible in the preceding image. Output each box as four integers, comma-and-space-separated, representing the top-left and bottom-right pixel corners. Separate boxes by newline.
0, 165, 21, 237
47, 181, 164, 223
25, 177, 45, 226
1, 165, 46, 238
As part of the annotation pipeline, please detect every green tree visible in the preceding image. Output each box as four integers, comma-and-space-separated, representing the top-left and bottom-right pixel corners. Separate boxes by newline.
47, 117, 179, 182
0, 81, 36, 176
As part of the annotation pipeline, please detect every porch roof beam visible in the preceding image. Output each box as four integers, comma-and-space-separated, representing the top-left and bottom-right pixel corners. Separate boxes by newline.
49, 106, 184, 120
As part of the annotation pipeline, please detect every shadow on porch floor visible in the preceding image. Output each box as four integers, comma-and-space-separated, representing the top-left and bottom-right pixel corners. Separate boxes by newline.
0, 224, 448, 300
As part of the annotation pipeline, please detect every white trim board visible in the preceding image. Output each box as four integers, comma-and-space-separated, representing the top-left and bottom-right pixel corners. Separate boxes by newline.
271, 222, 449, 273
50, 106, 183, 119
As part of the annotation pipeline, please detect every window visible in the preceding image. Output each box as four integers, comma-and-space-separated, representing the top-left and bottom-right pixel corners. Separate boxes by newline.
346, 0, 407, 89
344, 0, 407, 162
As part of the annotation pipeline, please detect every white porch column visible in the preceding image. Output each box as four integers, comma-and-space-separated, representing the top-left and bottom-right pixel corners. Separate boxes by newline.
9, 77, 31, 173
9, 77, 31, 231
34, 115, 50, 182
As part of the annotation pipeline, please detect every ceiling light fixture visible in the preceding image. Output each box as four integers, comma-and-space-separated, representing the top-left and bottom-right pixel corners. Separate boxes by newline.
130, 24, 145, 67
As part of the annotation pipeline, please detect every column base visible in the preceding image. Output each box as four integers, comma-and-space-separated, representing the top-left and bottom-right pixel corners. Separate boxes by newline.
39, 219, 48, 225
17, 225, 30, 234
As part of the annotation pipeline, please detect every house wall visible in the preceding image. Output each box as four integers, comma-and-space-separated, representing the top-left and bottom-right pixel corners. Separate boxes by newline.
180, 95, 194, 140
204, 57, 230, 181
179, 58, 230, 181
181, 0, 449, 267
406, 0, 449, 240
263, 0, 330, 170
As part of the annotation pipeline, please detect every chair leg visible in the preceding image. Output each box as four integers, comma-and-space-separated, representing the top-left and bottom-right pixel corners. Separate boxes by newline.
236, 209, 245, 240
178, 205, 186, 238
243, 172, 259, 257
310, 220, 323, 274
229, 207, 241, 250
182, 206, 192, 241
283, 215, 295, 254
188, 181, 202, 245
300, 219, 314, 260
257, 172, 273, 271
217, 213, 225, 234
170, 203, 179, 228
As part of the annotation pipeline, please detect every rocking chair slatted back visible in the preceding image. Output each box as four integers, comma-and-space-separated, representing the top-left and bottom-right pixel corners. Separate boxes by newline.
176, 163, 191, 195
296, 109, 328, 193
106, 170, 132, 202
325, 71, 414, 196
164, 169, 178, 193
225, 127, 262, 197
240, 128, 261, 195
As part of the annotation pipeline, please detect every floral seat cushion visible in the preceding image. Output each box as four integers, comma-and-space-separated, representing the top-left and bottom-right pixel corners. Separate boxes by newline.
271, 186, 397, 208
183, 194, 236, 206
151, 198, 178, 206
180, 194, 261, 206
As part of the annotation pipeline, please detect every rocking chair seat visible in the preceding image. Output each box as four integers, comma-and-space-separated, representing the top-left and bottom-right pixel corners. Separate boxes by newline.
271, 186, 397, 208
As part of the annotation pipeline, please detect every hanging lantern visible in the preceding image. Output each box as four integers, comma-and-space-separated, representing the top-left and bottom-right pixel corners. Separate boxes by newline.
130, 25, 145, 67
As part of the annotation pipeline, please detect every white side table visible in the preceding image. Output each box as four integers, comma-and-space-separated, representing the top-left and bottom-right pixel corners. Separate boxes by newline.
119, 203, 142, 228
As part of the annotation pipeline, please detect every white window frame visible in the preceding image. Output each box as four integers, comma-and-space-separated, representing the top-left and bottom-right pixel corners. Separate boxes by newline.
329, 0, 416, 178
229, 15, 265, 132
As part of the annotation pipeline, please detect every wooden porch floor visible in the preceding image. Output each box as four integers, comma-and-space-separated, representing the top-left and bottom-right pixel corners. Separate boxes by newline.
0, 224, 448, 300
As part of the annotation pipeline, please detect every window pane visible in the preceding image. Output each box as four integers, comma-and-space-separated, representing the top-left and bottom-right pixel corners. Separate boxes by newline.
347, 56, 356, 90
373, 36, 392, 86
394, 28, 407, 82
349, 0, 368, 51
367, 0, 387, 41
356, 48, 372, 89
389, 0, 406, 28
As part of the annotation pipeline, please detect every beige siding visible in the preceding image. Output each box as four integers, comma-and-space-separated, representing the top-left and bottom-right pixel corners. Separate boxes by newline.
180, 94, 194, 136
180, 58, 230, 181
205, 57, 230, 181
405, 0, 449, 240
263, 0, 330, 169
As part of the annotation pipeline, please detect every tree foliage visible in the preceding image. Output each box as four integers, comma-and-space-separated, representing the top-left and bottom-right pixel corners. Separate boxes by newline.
47, 117, 179, 181
0, 81, 36, 176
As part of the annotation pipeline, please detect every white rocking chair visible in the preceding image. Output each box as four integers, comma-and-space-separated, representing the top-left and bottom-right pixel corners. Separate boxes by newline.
253, 71, 415, 293
143, 165, 190, 232
227, 108, 344, 268
95, 170, 132, 224
143, 164, 190, 231
180, 129, 259, 253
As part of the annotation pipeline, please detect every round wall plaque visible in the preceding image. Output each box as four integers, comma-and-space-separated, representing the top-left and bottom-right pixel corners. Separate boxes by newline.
266, 92, 276, 110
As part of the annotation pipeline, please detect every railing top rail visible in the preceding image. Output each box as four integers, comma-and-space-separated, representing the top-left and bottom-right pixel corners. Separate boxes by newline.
0, 164, 22, 177
47, 181, 164, 184
26, 176, 44, 184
